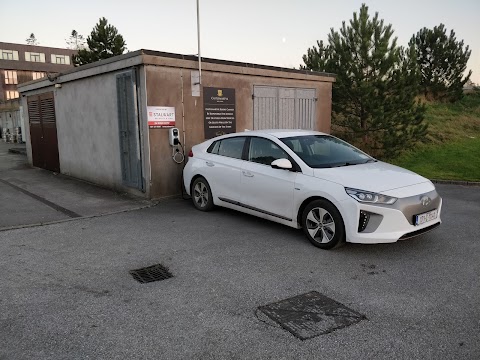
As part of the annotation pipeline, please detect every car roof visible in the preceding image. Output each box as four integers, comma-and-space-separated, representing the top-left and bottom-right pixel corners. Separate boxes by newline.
225, 129, 329, 139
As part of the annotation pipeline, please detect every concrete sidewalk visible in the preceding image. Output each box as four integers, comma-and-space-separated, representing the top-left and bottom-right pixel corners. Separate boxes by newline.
0, 141, 153, 230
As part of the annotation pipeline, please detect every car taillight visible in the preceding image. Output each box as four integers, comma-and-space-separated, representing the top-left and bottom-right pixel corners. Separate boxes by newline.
188, 150, 193, 157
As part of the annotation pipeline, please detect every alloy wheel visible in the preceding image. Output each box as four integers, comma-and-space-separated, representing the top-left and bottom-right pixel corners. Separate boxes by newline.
193, 181, 209, 208
305, 207, 336, 243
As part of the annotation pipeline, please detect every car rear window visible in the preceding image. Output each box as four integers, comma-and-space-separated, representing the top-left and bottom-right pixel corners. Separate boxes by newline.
207, 137, 246, 160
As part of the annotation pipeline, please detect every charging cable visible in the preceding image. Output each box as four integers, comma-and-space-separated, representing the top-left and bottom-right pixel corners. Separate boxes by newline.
173, 140, 191, 200
172, 141, 184, 164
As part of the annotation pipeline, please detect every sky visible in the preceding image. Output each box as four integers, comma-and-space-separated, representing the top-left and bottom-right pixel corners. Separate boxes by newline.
1, 0, 479, 83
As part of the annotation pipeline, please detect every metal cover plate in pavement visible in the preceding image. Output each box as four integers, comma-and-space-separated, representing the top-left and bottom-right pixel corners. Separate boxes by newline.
258, 291, 366, 340
129, 264, 173, 284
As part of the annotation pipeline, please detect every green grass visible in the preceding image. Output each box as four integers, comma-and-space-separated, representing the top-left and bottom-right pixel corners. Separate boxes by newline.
390, 91, 480, 182
391, 138, 480, 181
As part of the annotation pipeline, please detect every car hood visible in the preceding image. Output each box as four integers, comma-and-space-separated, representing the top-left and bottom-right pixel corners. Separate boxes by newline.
312, 161, 430, 193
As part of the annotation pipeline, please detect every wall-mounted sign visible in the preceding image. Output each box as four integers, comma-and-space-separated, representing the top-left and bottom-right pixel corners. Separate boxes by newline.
191, 71, 200, 97
147, 106, 175, 129
203, 87, 236, 139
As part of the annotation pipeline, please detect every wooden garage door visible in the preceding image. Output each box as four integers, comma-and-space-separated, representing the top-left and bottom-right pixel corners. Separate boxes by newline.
27, 92, 60, 172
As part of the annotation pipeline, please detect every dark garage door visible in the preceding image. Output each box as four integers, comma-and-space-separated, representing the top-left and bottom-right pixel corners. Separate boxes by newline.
27, 92, 60, 172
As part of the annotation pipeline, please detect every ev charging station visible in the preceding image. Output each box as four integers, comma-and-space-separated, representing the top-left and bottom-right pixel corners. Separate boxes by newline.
169, 128, 184, 165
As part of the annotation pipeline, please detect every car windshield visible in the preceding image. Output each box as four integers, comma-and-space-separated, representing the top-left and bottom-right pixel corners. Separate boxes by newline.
281, 135, 375, 168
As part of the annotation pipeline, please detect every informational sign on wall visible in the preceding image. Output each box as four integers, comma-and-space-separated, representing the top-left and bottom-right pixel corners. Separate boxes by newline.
147, 106, 175, 129
203, 87, 236, 139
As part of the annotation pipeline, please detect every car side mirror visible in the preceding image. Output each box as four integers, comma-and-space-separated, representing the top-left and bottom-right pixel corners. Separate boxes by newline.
271, 158, 293, 170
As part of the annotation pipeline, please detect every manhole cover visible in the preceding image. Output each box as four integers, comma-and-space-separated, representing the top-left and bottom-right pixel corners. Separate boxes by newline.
258, 291, 366, 340
129, 264, 173, 283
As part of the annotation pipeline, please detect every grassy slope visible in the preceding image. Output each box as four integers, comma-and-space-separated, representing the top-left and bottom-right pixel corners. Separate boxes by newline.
391, 91, 480, 181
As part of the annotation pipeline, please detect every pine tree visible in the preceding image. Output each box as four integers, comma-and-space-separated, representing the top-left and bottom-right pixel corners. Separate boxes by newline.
410, 24, 472, 102
66, 30, 86, 50
302, 4, 426, 159
73, 18, 126, 66
26, 33, 39, 46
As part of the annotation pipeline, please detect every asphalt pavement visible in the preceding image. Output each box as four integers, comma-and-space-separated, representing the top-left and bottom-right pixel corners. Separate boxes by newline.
0, 170, 479, 359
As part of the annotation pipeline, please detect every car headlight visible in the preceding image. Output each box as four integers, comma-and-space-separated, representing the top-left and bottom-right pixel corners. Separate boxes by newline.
345, 188, 397, 205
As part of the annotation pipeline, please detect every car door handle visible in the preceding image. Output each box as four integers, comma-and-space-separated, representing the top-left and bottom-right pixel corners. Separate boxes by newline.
242, 171, 254, 177
206, 161, 214, 167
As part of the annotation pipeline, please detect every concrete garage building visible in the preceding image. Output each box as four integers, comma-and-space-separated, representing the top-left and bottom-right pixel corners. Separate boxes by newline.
18, 50, 335, 199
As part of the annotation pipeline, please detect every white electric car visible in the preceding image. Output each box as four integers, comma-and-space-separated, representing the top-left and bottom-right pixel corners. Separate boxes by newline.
183, 130, 442, 249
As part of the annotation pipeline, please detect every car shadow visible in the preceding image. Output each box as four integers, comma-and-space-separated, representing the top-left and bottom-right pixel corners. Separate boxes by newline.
200, 204, 439, 255
178, 195, 442, 259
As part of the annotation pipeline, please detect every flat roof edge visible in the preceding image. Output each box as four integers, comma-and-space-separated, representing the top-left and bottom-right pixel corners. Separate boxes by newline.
0, 41, 77, 53
140, 49, 335, 78
18, 52, 145, 92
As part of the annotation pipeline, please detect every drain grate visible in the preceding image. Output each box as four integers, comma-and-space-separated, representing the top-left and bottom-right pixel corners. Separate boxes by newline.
258, 291, 366, 340
129, 264, 173, 284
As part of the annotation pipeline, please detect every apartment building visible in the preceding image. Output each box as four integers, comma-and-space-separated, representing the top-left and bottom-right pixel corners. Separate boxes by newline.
0, 42, 76, 103
0, 42, 76, 141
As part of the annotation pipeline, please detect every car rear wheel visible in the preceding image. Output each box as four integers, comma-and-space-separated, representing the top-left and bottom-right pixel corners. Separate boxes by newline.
301, 199, 345, 249
192, 177, 214, 211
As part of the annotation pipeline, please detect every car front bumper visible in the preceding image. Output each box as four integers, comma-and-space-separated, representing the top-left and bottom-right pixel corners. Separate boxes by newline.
339, 188, 442, 244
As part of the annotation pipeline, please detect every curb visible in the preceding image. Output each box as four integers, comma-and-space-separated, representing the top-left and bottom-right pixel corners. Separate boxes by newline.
0, 201, 160, 233
431, 179, 480, 187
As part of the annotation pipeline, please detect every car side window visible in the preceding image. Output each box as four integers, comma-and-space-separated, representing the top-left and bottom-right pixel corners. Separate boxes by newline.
248, 137, 289, 165
207, 141, 221, 154
208, 137, 245, 159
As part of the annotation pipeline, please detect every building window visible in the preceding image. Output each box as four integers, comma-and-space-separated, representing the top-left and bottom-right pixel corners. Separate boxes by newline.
25, 52, 46, 63
2, 50, 14, 60
5, 70, 18, 84
0, 49, 19, 60
32, 72, 45, 80
51, 54, 70, 65
6, 90, 19, 100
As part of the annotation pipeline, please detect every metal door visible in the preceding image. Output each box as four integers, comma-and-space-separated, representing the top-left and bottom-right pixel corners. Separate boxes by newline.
253, 86, 277, 129
116, 70, 143, 190
278, 87, 295, 129
253, 86, 317, 130
27, 92, 60, 172
295, 88, 316, 129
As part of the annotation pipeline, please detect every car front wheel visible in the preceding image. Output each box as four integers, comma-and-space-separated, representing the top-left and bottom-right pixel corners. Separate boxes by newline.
301, 199, 345, 249
191, 177, 214, 211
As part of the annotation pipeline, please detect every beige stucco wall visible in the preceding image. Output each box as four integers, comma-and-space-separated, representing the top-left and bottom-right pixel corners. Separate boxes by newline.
145, 63, 333, 199
54, 72, 124, 189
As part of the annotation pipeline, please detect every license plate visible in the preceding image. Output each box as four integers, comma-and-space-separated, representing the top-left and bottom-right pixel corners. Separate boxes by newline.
414, 209, 438, 226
